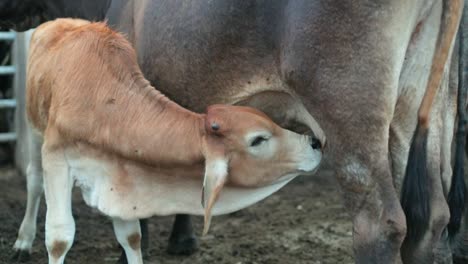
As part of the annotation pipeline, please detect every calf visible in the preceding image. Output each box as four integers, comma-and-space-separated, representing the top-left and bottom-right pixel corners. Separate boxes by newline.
14, 18, 324, 264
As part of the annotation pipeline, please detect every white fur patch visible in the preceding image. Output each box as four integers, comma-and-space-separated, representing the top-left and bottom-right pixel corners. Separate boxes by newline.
342, 160, 371, 187
204, 159, 228, 181
65, 149, 300, 220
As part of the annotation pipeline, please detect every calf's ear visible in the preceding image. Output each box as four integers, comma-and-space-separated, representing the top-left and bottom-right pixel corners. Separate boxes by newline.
201, 157, 228, 235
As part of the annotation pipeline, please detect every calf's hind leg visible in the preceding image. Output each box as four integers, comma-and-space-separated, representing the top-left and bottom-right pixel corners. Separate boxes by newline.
42, 147, 75, 264
12, 165, 43, 261
12, 132, 44, 261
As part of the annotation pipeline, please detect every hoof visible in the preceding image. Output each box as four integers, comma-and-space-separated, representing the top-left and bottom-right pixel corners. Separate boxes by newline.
434, 230, 452, 264
435, 254, 452, 264
454, 255, 468, 264
10, 249, 31, 262
167, 235, 198, 256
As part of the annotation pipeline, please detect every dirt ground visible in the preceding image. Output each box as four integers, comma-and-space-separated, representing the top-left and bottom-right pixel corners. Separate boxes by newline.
0, 165, 353, 264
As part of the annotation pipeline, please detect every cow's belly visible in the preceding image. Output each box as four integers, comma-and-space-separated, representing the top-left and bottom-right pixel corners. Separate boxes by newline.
66, 150, 297, 220
151, 64, 291, 112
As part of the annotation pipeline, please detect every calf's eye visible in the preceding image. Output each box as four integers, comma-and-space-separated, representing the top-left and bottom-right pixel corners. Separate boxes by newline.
250, 136, 267, 147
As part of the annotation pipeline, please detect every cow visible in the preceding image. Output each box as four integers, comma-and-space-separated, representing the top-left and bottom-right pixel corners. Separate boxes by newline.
107, 1, 465, 263
0, 0, 111, 31
1, 0, 467, 263
20, 18, 324, 264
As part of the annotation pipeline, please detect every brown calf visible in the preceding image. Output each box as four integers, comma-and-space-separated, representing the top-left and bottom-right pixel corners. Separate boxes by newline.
15, 18, 324, 264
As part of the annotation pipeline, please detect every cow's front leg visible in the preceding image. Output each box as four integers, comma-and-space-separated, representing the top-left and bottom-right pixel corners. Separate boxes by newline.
42, 148, 75, 264
167, 214, 198, 255
340, 161, 407, 264
113, 218, 143, 264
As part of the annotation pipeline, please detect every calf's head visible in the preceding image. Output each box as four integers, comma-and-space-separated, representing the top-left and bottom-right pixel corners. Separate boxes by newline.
201, 105, 324, 234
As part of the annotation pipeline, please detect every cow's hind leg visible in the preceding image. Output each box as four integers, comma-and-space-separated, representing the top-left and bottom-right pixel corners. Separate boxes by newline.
453, 231, 468, 263
12, 132, 43, 262
451, 131, 468, 263
399, 61, 454, 264
166, 214, 198, 255
402, 121, 452, 264
452, 145, 468, 263
451, 3, 468, 261
42, 147, 75, 264
113, 218, 143, 264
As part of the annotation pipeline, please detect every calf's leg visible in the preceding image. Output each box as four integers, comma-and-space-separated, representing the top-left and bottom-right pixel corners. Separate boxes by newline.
42, 148, 75, 264
113, 218, 143, 264
118, 214, 197, 262
12, 131, 43, 262
12, 164, 43, 261
117, 219, 149, 264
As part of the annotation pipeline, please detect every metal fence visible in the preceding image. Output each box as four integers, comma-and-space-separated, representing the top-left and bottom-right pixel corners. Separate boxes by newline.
0, 30, 17, 143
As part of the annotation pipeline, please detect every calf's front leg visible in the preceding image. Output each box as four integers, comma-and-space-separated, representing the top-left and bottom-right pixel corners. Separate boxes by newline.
117, 219, 149, 264
118, 214, 197, 263
113, 218, 143, 264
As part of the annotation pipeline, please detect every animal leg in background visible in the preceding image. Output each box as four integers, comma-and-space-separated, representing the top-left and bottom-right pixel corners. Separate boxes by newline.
167, 214, 198, 255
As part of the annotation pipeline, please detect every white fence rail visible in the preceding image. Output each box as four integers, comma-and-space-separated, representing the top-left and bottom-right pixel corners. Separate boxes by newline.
13, 30, 34, 175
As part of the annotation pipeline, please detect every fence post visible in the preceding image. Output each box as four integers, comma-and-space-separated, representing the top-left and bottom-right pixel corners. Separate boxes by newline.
13, 29, 33, 176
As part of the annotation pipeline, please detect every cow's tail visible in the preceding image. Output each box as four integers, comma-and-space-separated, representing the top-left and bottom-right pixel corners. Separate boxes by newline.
448, 3, 468, 238
401, 0, 463, 242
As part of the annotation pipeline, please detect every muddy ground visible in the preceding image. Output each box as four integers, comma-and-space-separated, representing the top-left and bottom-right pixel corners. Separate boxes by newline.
0, 165, 353, 264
